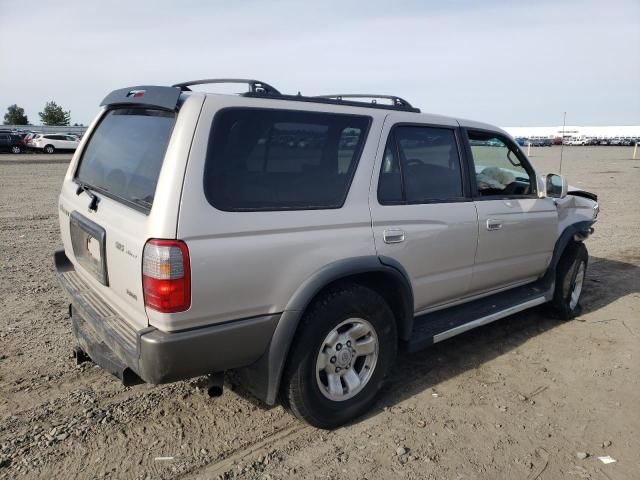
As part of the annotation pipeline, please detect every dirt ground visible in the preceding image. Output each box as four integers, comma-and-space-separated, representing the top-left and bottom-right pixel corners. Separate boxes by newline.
1, 147, 638, 480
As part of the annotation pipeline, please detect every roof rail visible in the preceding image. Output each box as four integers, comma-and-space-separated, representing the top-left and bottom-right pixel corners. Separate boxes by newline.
171, 78, 281, 96
314, 94, 418, 112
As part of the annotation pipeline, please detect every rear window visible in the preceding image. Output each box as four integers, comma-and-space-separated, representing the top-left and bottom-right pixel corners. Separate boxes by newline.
75, 108, 175, 212
203, 108, 370, 211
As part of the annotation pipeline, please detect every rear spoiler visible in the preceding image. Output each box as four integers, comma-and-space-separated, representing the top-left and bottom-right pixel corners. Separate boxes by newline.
100, 85, 181, 111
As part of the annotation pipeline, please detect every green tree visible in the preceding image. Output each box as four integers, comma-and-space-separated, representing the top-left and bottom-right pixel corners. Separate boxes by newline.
3, 104, 29, 125
39, 101, 71, 126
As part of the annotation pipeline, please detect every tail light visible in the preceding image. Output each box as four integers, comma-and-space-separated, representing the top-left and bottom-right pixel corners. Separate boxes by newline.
142, 239, 191, 313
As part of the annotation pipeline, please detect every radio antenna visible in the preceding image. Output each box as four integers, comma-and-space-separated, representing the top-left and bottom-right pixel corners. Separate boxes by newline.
559, 111, 566, 173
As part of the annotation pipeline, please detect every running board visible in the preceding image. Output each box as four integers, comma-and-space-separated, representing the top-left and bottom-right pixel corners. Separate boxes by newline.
405, 280, 552, 353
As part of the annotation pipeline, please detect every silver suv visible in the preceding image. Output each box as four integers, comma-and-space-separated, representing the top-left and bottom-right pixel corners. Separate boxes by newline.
54, 79, 599, 428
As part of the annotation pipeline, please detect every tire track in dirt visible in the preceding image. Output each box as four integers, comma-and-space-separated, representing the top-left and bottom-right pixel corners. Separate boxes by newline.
183, 422, 310, 479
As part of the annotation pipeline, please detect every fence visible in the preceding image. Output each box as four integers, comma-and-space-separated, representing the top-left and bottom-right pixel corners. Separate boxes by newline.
1, 124, 88, 135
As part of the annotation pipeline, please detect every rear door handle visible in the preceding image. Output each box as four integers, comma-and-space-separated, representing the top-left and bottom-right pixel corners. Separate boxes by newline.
486, 219, 503, 231
383, 229, 405, 244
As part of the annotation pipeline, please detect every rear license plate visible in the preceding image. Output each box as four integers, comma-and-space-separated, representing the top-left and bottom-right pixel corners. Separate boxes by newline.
70, 211, 108, 285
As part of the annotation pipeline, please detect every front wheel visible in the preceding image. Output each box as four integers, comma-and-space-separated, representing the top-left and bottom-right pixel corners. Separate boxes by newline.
281, 284, 397, 429
11, 145, 22, 154
551, 242, 588, 319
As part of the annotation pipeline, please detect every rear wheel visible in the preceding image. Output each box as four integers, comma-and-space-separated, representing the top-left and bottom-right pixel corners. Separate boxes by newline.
11, 145, 22, 154
551, 242, 588, 319
281, 284, 397, 429
44, 144, 55, 154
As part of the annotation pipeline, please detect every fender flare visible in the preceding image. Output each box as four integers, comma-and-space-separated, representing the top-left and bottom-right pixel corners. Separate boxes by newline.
235, 256, 413, 405
541, 220, 595, 285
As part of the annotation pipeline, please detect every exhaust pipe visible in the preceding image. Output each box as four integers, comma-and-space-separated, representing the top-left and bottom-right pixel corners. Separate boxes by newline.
73, 346, 91, 365
206, 372, 224, 398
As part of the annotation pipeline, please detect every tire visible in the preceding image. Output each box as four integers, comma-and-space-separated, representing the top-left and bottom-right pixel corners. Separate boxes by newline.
551, 242, 588, 319
281, 284, 397, 429
44, 145, 55, 154
10, 145, 21, 154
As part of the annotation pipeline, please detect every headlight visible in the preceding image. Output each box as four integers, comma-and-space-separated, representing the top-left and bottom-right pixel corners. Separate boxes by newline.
593, 202, 599, 219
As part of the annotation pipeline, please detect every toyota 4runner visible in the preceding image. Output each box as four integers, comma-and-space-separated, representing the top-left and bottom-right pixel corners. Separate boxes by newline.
54, 79, 599, 428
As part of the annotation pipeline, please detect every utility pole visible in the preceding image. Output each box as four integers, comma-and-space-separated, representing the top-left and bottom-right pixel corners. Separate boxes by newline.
560, 111, 567, 174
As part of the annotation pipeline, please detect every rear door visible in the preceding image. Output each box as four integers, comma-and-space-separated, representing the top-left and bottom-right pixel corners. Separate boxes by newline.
58, 92, 203, 330
463, 128, 557, 293
369, 114, 479, 312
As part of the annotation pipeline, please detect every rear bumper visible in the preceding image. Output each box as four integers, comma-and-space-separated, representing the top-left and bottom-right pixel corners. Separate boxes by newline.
54, 249, 280, 385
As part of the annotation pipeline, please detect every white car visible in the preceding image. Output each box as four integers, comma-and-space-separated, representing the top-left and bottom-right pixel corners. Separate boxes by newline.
32, 134, 80, 153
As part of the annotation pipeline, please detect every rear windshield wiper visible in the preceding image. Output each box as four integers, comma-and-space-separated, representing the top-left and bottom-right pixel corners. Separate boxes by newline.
76, 182, 101, 212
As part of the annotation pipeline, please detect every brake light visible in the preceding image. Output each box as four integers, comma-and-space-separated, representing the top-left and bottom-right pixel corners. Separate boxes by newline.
142, 239, 191, 313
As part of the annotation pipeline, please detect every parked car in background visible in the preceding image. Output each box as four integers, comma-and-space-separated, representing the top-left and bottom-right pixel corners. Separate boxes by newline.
22, 132, 38, 148
599, 139, 609, 146
584, 138, 599, 146
566, 138, 586, 146
609, 138, 622, 146
31, 134, 80, 153
515, 137, 526, 146
0, 133, 24, 153
528, 138, 552, 147
552, 137, 563, 145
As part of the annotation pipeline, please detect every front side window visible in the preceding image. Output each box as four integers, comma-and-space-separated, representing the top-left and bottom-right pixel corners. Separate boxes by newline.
378, 126, 464, 204
467, 131, 534, 197
204, 109, 370, 211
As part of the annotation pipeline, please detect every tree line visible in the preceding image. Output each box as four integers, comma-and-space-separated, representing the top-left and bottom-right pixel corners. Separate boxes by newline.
3, 102, 81, 127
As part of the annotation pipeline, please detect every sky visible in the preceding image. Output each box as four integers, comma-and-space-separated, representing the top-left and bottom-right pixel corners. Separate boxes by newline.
1, 0, 639, 127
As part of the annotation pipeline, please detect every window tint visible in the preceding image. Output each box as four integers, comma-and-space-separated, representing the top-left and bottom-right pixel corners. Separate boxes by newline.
75, 108, 175, 211
378, 126, 463, 203
467, 131, 533, 196
204, 109, 370, 211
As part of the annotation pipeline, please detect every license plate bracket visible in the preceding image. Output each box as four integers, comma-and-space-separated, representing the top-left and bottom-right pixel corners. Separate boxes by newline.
70, 211, 109, 285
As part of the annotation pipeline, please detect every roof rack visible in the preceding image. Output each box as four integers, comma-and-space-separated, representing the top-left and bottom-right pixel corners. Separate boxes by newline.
314, 94, 417, 111
172, 78, 281, 96
171, 79, 420, 112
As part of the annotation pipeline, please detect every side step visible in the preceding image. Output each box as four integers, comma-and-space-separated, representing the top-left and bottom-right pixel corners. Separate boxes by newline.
405, 280, 552, 353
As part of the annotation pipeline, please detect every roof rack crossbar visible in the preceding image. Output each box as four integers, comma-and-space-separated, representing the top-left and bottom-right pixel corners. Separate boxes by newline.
171, 78, 281, 96
313, 94, 416, 109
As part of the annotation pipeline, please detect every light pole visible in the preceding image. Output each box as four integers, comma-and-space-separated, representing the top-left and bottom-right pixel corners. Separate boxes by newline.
560, 111, 567, 174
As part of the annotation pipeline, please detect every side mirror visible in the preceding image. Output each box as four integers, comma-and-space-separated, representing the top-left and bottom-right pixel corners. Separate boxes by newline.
545, 173, 568, 199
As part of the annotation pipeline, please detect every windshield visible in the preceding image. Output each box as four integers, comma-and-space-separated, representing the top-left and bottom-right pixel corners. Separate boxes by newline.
75, 108, 175, 212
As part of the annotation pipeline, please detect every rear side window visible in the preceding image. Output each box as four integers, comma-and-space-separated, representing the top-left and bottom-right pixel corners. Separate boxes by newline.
75, 108, 175, 212
203, 108, 370, 211
378, 126, 464, 204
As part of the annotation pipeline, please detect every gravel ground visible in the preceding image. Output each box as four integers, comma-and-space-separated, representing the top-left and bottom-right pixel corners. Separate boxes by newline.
0, 146, 638, 480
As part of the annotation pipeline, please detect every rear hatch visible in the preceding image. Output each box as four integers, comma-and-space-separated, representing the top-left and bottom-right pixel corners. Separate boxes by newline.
58, 89, 203, 330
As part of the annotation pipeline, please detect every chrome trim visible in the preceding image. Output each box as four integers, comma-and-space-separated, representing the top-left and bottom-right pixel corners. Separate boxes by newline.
383, 228, 405, 244
486, 219, 503, 231
432, 296, 548, 343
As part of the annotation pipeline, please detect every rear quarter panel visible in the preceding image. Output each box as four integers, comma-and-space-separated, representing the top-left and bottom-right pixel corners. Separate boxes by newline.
159, 95, 386, 332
